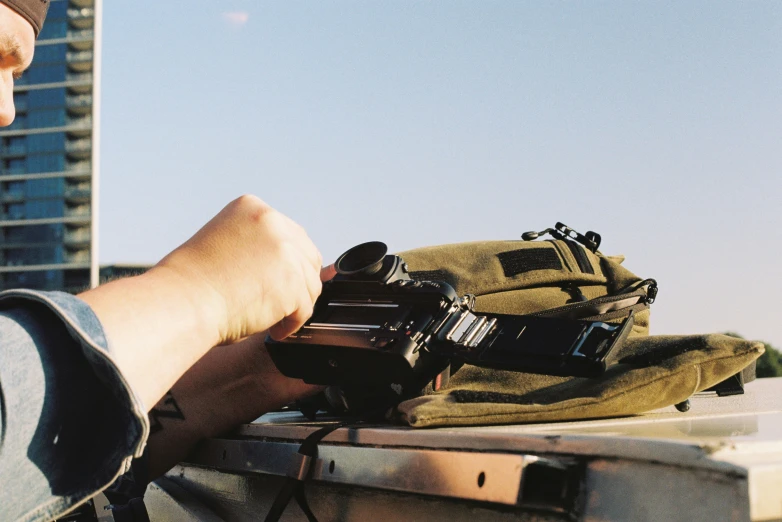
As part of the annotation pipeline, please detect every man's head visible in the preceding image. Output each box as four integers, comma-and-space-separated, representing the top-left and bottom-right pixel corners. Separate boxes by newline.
0, 0, 50, 126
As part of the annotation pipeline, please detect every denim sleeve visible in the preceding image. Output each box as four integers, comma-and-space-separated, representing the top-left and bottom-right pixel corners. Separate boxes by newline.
0, 290, 150, 522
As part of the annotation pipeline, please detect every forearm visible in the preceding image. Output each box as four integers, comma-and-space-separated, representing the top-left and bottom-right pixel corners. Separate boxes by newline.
78, 266, 222, 411
78, 196, 325, 413
145, 334, 321, 478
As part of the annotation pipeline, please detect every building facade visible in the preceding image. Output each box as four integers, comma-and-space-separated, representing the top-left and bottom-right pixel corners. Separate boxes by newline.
0, 0, 101, 293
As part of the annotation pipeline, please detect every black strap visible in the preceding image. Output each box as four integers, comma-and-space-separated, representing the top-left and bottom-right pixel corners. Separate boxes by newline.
294, 486, 319, 522
102, 447, 152, 522
264, 422, 352, 522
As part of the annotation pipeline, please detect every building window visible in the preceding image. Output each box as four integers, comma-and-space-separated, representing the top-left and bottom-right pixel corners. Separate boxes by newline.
32, 44, 67, 65
27, 154, 66, 173
28, 88, 67, 109
4, 224, 64, 242
38, 2, 68, 41
25, 64, 67, 85
27, 133, 66, 153
26, 178, 65, 199
28, 110, 67, 128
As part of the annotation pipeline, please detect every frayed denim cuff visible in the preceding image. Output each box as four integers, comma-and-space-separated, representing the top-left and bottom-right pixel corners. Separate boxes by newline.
0, 290, 149, 522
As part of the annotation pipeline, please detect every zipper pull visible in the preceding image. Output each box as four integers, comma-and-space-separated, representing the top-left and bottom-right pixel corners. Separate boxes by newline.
615, 278, 660, 304
521, 227, 557, 241
644, 279, 659, 304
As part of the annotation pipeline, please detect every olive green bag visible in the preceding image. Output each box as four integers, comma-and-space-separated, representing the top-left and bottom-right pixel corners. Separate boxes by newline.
391, 226, 764, 428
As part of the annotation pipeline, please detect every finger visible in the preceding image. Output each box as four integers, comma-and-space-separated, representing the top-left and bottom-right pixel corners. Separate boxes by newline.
320, 264, 337, 283
269, 299, 313, 341
301, 257, 323, 305
303, 242, 323, 274
291, 237, 321, 275
281, 215, 322, 272
268, 316, 293, 341
268, 318, 284, 341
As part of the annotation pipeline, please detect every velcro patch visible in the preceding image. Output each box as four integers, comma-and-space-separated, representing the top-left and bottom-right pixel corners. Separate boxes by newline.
496, 248, 562, 277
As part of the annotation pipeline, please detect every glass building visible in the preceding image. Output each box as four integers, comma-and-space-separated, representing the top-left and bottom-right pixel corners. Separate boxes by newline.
0, 0, 102, 293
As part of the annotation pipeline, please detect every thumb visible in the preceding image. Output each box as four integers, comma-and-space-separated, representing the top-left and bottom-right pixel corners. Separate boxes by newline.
320, 264, 337, 282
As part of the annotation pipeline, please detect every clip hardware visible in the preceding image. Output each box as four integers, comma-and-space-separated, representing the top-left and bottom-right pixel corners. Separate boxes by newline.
522, 222, 602, 253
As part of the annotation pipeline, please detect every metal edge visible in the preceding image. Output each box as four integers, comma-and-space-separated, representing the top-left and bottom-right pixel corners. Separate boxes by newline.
184, 438, 535, 506
232, 421, 750, 476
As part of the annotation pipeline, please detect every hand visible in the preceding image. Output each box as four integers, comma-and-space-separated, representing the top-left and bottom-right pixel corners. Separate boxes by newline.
242, 332, 325, 410
247, 265, 335, 405
145, 332, 326, 478
155, 195, 323, 344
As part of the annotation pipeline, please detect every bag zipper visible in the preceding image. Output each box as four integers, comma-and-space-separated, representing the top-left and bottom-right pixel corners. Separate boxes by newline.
547, 240, 578, 273
563, 240, 595, 275
528, 281, 657, 319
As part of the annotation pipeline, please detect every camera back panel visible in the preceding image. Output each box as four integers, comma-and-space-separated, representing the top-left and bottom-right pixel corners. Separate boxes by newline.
267, 280, 458, 388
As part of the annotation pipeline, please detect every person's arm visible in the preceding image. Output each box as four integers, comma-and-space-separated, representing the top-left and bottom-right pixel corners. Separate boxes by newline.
0, 291, 151, 522
78, 195, 324, 412
0, 195, 324, 521
144, 264, 336, 478
144, 333, 323, 478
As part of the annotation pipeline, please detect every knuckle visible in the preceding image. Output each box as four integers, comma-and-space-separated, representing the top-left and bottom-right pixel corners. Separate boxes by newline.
279, 239, 300, 262
234, 194, 273, 223
234, 193, 265, 209
238, 193, 262, 204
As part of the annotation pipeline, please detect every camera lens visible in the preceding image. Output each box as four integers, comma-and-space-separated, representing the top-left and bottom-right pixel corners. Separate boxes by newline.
335, 241, 388, 275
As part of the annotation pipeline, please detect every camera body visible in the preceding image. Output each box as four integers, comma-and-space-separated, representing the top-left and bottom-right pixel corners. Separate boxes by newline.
266, 242, 633, 409
268, 242, 454, 400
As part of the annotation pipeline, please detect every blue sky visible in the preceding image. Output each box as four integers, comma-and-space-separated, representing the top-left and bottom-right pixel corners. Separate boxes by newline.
98, 1, 781, 346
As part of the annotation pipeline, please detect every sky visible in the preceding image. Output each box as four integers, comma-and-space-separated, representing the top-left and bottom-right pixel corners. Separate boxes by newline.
98, 2, 781, 347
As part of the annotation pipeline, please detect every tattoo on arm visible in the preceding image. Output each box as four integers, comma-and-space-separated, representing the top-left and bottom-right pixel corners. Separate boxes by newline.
149, 391, 185, 434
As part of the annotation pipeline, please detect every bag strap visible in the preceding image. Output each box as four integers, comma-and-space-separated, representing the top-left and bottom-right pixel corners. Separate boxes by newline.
264, 422, 352, 522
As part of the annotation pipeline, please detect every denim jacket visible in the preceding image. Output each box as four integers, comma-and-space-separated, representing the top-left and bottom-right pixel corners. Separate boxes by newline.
0, 290, 149, 522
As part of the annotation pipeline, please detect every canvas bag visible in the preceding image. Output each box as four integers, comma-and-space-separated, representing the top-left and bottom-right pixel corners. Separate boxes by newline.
391, 227, 764, 427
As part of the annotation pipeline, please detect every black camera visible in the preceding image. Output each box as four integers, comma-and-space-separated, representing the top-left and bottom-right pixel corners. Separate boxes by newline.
266, 242, 633, 411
